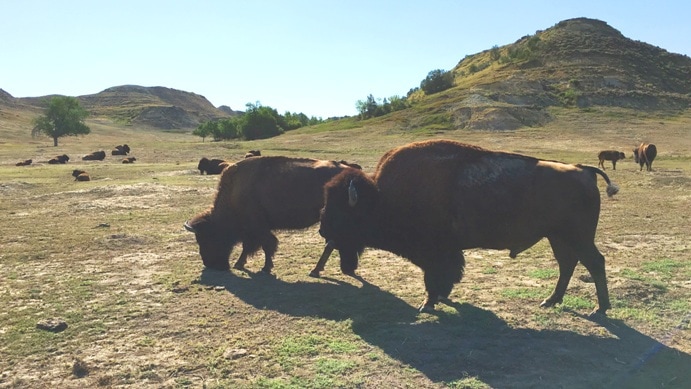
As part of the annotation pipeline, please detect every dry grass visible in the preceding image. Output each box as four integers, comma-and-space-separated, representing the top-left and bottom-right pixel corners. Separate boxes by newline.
1, 109, 690, 388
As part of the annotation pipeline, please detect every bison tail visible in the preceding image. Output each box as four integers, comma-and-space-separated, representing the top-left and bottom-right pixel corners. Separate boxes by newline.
577, 164, 619, 198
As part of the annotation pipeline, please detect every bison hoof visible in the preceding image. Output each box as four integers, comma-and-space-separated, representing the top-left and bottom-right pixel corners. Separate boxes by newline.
418, 303, 436, 313
233, 264, 245, 271
308, 270, 321, 278
588, 308, 608, 320
261, 267, 273, 274
539, 298, 560, 308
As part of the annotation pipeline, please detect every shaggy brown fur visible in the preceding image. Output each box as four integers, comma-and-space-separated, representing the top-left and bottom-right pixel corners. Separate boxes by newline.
197, 157, 229, 175
185, 156, 361, 273
71, 169, 90, 181
82, 150, 106, 161
597, 150, 625, 170
48, 154, 69, 164
122, 157, 137, 164
111, 144, 131, 155
320, 139, 617, 314
15, 159, 32, 166
633, 143, 657, 171
244, 150, 261, 158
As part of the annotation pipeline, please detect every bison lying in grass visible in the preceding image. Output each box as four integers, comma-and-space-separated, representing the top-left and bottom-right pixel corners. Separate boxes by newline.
82, 151, 106, 161
48, 154, 69, 164
122, 157, 137, 164
71, 169, 90, 181
185, 156, 360, 273
15, 159, 32, 166
319, 140, 618, 315
111, 144, 131, 155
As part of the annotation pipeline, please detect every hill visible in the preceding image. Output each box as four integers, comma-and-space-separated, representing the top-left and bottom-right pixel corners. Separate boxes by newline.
3, 85, 238, 130
2, 18, 691, 134
400, 17, 691, 131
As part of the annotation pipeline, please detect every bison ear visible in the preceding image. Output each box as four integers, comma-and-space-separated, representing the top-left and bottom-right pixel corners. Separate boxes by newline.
348, 180, 358, 207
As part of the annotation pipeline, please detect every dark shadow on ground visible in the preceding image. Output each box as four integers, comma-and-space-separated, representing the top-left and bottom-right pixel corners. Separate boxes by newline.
199, 269, 690, 389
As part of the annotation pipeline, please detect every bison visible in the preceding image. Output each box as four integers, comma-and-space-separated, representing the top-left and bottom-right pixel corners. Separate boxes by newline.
184, 156, 361, 273
597, 150, 625, 170
318, 140, 618, 315
633, 143, 657, 171
82, 150, 106, 161
111, 144, 131, 155
15, 159, 32, 166
48, 154, 70, 164
244, 150, 261, 158
122, 157, 137, 164
71, 169, 90, 181
197, 157, 229, 175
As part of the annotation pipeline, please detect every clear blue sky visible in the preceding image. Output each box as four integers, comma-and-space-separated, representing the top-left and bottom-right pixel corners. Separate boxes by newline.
2, 0, 690, 118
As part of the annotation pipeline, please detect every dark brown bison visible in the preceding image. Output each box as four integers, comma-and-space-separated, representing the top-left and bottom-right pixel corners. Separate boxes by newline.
184, 156, 360, 273
111, 144, 131, 155
71, 169, 90, 181
48, 154, 70, 164
318, 140, 618, 315
633, 143, 657, 171
122, 157, 137, 164
82, 150, 106, 161
597, 150, 625, 170
244, 150, 261, 158
197, 157, 230, 175
15, 159, 32, 166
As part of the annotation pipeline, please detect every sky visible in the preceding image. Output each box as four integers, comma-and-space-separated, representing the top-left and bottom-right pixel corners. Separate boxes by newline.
2, 1, 690, 118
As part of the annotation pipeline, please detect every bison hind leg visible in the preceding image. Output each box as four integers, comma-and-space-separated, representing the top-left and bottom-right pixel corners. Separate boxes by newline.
259, 233, 279, 273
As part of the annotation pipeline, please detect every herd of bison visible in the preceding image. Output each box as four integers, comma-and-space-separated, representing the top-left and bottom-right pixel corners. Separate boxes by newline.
14, 140, 658, 315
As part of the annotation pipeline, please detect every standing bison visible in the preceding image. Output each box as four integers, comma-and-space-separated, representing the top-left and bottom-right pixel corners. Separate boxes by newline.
319, 140, 618, 315
633, 143, 657, 171
597, 150, 625, 170
197, 157, 230, 175
185, 156, 360, 273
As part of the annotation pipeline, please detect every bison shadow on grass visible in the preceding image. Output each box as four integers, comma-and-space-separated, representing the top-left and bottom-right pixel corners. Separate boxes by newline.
197, 269, 690, 388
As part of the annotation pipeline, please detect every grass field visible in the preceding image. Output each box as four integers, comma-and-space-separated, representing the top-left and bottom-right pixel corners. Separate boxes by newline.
1, 109, 690, 388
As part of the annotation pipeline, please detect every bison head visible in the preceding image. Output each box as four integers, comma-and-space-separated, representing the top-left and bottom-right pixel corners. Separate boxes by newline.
184, 212, 237, 271
197, 157, 209, 174
319, 170, 378, 274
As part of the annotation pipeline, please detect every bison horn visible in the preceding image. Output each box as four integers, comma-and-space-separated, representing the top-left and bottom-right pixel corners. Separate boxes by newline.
183, 221, 197, 233
348, 180, 358, 207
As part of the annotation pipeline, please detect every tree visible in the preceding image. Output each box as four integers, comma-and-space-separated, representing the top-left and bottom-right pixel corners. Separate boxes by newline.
420, 69, 454, 95
239, 103, 283, 140
32, 96, 90, 146
192, 121, 213, 142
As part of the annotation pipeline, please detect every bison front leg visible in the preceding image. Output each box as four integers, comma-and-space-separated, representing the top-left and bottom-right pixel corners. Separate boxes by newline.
233, 239, 261, 271
419, 251, 465, 313
309, 241, 335, 278
259, 233, 279, 273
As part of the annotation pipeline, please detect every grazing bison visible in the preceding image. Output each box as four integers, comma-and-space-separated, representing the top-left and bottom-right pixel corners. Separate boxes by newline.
48, 154, 70, 164
245, 150, 261, 158
197, 157, 229, 175
71, 169, 90, 181
82, 150, 106, 161
16, 159, 32, 166
633, 143, 657, 171
122, 157, 137, 164
111, 144, 131, 155
597, 150, 625, 170
319, 140, 618, 315
184, 156, 361, 273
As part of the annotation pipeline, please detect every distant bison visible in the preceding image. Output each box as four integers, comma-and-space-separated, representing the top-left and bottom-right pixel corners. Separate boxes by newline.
319, 140, 618, 314
597, 150, 625, 170
244, 150, 261, 158
48, 154, 70, 164
122, 157, 137, 164
184, 156, 361, 273
111, 144, 131, 155
82, 150, 106, 161
197, 157, 229, 175
15, 159, 32, 166
72, 169, 90, 181
633, 143, 657, 171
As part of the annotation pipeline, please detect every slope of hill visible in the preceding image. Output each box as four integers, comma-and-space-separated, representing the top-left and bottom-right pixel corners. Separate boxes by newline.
403, 17, 691, 131
8, 85, 237, 130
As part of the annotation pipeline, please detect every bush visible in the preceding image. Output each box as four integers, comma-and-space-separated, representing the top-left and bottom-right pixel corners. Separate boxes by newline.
420, 69, 454, 95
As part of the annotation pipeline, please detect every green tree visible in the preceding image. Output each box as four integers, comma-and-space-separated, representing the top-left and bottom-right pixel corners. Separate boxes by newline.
239, 103, 283, 140
420, 69, 454, 95
193, 121, 213, 142
32, 96, 90, 146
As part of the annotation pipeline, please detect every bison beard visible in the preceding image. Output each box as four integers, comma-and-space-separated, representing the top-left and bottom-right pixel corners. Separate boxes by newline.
319, 140, 617, 315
